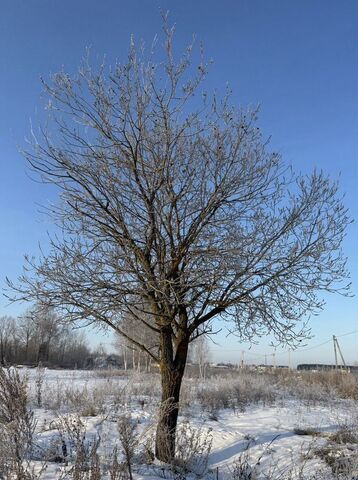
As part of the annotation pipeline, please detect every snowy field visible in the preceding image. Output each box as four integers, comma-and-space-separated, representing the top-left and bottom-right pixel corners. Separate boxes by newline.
2, 366, 358, 479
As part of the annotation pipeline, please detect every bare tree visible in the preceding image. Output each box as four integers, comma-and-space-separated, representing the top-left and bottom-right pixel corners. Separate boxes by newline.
0, 317, 15, 365
191, 335, 211, 379
114, 335, 129, 370
30, 304, 62, 364
7, 24, 351, 461
116, 304, 159, 372
16, 312, 36, 362
0, 309, 90, 367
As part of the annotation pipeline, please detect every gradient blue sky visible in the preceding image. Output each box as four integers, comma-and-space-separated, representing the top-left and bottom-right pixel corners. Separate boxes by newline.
0, 0, 357, 365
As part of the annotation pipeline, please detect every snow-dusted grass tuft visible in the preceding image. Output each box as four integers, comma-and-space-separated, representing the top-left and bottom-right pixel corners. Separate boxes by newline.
0, 366, 36, 477
196, 372, 277, 419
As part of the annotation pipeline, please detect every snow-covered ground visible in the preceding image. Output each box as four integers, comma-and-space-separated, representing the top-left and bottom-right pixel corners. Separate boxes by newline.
9, 368, 358, 479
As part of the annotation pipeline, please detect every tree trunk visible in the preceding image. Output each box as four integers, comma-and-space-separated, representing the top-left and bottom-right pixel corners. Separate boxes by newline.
124, 349, 127, 371
155, 365, 185, 461
146, 355, 151, 373
137, 351, 141, 372
155, 327, 188, 462
0, 340, 4, 366
37, 342, 49, 364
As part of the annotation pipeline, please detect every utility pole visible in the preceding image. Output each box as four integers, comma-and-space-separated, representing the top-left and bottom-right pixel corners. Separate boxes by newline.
333, 335, 347, 370
273, 350, 276, 369
333, 335, 338, 369
336, 338, 347, 369
241, 350, 245, 369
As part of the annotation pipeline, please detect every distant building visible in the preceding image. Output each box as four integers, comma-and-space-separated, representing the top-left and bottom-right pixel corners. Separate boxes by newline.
297, 363, 358, 372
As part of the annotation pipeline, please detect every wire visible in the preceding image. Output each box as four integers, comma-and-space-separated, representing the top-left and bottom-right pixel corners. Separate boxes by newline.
210, 326, 358, 361
291, 339, 333, 353
105, 325, 358, 363
336, 329, 358, 338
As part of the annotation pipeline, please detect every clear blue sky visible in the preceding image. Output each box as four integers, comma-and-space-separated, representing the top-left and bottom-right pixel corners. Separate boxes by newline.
0, 0, 357, 365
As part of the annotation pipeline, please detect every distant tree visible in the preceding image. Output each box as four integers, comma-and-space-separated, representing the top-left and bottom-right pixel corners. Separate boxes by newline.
8, 24, 351, 461
191, 334, 211, 379
0, 308, 90, 367
93, 343, 107, 357
116, 304, 159, 372
17, 311, 37, 363
0, 316, 15, 365
22, 304, 64, 364
53, 326, 90, 367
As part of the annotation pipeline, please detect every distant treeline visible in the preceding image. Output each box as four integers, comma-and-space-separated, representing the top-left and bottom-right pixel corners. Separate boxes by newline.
0, 305, 93, 368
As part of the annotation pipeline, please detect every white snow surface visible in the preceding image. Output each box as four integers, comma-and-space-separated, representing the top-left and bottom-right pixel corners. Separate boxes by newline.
17, 368, 358, 479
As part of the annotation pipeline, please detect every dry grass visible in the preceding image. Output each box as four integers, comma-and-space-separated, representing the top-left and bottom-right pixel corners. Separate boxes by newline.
1, 366, 358, 479
0, 366, 36, 478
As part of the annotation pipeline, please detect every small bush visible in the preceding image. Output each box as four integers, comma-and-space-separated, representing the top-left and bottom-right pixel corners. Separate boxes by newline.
197, 373, 276, 416
329, 426, 358, 444
173, 422, 213, 476
0, 366, 36, 477
117, 415, 138, 480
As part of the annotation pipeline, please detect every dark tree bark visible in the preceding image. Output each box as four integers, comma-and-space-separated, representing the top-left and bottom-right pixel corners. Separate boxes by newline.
37, 342, 49, 364
155, 327, 189, 461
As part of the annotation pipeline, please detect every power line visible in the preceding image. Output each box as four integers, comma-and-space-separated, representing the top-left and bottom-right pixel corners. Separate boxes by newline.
211, 327, 358, 360
292, 339, 332, 353
105, 326, 358, 363
336, 329, 358, 339
292, 328, 358, 354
